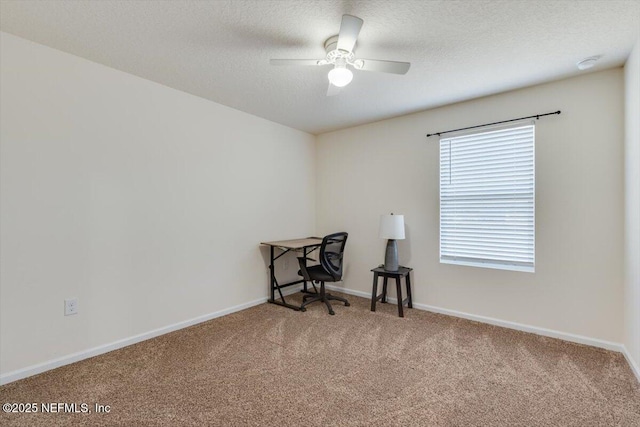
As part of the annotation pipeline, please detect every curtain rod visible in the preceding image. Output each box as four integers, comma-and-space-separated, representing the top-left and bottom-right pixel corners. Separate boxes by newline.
426, 110, 561, 138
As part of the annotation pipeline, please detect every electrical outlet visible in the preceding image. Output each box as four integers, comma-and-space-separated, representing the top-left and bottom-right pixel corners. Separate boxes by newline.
64, 298, 78, 316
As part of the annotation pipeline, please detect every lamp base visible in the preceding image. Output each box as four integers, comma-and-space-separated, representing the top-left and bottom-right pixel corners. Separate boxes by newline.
384, 239, 399, 272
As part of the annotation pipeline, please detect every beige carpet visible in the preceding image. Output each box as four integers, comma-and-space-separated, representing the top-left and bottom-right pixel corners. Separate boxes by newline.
1, 292, 639, 426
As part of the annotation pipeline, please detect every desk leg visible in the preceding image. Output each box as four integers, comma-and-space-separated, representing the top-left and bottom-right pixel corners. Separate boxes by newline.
269, 246, 275, 302
267, 246, 301, 311
396, 277, 404, 317
370, 273, 378, 312
302, 247, 308, 293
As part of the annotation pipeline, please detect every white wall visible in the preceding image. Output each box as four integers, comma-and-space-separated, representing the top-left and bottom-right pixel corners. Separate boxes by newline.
0, 29, 633, 382
624, 35, 640, 375
317, 69, 624, 343
0, 33, 315, 376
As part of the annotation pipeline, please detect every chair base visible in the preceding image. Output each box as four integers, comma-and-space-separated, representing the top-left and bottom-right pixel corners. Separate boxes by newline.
300, 281, 350, 315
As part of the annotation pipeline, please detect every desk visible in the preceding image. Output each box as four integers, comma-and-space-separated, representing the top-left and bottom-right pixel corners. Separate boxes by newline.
261, 237, 323, 311
370, 266, 413, 317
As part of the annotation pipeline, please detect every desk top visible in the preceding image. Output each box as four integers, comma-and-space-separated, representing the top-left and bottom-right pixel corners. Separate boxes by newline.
261, 237, 323, 250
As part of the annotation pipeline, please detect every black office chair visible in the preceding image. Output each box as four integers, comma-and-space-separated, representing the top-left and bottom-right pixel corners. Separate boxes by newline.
297, 232, 350, 315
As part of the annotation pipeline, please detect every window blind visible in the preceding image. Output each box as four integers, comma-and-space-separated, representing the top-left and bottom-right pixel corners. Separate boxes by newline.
439, 124, 535, 272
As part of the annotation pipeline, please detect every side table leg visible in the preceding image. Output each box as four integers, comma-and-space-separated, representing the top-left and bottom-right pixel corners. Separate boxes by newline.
406, 272, 413, 309
396, 277, 404, 317
382, 277, 388, 303
370, 273, 378, 312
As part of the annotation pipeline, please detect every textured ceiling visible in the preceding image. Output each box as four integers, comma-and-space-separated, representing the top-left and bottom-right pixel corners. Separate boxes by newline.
1, 0, 639, 134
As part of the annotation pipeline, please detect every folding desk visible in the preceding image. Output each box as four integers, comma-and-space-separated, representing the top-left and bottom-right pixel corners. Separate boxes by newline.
260, 237, 323, 311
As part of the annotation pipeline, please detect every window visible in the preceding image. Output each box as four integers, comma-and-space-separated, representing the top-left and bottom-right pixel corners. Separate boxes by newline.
439, 124, 535, 272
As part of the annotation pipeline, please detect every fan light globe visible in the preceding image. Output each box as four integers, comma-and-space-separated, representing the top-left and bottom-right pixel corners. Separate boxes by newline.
328, 67, 353, 87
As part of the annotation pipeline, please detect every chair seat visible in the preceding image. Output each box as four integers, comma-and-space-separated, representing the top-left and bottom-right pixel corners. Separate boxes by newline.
303, 265, 336, 282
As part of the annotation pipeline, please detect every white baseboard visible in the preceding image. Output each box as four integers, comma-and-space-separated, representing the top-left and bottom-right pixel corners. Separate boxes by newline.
0, 296, 268, 386
325, 284, 624, 352
324, 284, 362, 298
621, 345, 640, 383
4, 284, 637, 386
279, 285, 304, 297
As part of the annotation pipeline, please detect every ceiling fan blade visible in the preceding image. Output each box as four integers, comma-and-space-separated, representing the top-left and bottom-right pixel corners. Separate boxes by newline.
270, 59, 326, 66
336, 14, 363, 53
327, 82, 342, 96
357, 59, 411, 74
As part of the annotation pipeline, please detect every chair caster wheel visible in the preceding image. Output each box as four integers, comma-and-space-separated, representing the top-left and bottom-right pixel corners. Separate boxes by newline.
345, 302, 351, 307
329, 310, 335, 315
300, 307, 306, 312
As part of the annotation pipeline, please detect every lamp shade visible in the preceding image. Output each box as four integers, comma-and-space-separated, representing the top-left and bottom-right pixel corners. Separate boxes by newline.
379, 214, 405, 240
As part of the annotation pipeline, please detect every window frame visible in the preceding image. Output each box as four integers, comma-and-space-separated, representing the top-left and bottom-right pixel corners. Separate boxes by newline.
439, 122, 535, 273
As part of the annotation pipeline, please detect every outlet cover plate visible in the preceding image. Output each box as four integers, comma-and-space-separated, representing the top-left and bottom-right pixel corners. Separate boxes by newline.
64, 298, 78, 316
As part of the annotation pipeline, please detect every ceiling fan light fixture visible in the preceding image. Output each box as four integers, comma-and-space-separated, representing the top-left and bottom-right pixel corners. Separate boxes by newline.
270, 14, 410, 96
328, 66, 353, 87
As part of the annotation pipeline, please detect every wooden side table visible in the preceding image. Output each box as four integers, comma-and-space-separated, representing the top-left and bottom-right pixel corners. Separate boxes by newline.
370, 266, 413, 317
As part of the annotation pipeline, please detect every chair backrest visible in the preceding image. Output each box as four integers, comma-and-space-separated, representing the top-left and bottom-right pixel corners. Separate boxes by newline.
319, 232, 348, 281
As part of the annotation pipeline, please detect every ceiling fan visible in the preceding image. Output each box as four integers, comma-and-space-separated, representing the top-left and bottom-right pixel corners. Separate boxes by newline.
270, 14, 411, 96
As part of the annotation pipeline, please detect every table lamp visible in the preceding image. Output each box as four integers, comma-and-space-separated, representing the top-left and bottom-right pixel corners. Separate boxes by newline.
379, 213, 405, 271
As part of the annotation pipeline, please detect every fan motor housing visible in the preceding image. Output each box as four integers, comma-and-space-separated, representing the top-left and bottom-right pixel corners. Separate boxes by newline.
324, 35, 356, 62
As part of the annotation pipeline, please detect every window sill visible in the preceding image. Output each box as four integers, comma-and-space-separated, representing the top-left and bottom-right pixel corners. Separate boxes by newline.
440, 258, 534, 273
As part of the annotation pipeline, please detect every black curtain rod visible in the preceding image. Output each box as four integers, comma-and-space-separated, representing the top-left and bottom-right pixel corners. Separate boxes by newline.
426, 110, 561, 138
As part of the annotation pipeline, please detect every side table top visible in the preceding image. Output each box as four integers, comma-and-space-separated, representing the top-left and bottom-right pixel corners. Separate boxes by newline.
371, 266, 412, 275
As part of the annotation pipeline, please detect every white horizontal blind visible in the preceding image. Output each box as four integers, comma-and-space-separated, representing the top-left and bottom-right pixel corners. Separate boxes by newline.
440, 124, 535, 272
